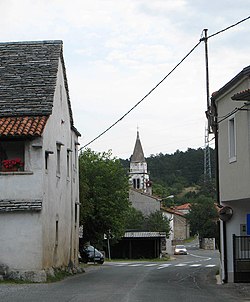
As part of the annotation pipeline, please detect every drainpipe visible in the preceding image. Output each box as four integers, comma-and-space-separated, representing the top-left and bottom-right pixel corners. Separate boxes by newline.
211, 97, 228, 283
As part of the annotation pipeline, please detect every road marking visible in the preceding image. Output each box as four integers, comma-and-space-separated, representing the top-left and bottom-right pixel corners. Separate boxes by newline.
188, 253, 211, 261
106, 262, 217, 269
157, 264, 172, 270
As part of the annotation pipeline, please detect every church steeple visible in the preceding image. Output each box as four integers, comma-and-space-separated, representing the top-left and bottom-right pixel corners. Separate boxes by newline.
131, 131, 145, 163
129, 130, 151, 194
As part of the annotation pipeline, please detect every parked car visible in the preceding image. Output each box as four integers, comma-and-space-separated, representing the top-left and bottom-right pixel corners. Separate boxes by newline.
174, 245, 187, 255
79, 245, 104, 264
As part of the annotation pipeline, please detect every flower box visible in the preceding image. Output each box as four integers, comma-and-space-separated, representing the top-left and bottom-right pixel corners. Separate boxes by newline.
1, 158, 24, 172
1, 166, 19, 172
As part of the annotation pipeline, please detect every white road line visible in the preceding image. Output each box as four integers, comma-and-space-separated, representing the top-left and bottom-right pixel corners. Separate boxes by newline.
106, 262, 217, 269
188, 253, 211, 261
157, 264, 172, 270
108, 262, 130, 266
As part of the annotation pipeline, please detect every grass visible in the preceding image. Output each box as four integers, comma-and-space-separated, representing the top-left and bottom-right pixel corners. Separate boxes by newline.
46, 270, 72, 283
0, 270, 73, 284
104, 256, 170, 262
184, 236, 197, 243
0, 278, 32, 284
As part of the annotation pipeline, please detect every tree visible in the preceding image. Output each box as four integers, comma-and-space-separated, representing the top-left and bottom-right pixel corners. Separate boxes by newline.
79, 149, 130, 245
145, 211, 171, 237
186, 196, 218, 239
125, 207, 145, 230
125, 208, 171, 238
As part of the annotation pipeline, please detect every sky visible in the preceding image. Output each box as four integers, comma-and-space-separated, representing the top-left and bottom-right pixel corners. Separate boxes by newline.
1, 1, 250, 159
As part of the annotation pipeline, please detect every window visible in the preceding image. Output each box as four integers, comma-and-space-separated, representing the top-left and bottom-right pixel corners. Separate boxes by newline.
45, 150, 54, 170
56, 143, 61, 175
0, 141, 25, 171
75, 204, 78, 224
228, 116, 236, 162
45, 152, 49, 170
136, 178, 140, 189
133, 178, 140, 189
67, 150, 70, 178
55, 220, 59, 246
133, 179, 136, 189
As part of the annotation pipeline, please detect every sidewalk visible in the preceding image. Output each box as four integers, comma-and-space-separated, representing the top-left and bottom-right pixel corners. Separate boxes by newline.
215, 273, 250, 300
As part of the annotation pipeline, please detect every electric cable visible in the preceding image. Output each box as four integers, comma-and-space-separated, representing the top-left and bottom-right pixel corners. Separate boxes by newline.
80, 15, 250, 150
217, 104, 246, 124
80, 40, 201, 150
207, 15, 250, 39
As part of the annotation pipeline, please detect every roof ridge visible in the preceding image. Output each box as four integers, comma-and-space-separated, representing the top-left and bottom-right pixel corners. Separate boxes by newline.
0, 40, 63, 46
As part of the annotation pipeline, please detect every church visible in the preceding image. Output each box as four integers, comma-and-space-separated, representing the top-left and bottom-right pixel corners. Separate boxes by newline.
128, 131, 161, 216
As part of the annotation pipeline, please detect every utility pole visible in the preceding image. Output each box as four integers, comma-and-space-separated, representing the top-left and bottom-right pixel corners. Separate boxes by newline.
204, 124, 212, 180
204, 29, 210, 114
201, 29, 212, 181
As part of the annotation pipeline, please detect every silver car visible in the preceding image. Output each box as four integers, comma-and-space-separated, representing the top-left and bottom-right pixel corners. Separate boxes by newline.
174, 245, 187, 255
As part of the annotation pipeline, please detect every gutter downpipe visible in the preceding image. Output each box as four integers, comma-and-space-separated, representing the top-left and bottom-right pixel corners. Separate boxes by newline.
211, 97, 228, 283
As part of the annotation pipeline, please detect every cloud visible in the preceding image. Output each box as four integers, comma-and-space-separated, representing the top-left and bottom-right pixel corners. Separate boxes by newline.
0, 0, 250, 158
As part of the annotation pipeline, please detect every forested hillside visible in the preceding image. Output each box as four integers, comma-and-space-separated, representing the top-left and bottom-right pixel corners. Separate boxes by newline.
120, 147, 216, 201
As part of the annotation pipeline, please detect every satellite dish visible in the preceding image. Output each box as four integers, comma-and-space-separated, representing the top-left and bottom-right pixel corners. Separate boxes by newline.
219, 206, 233, 222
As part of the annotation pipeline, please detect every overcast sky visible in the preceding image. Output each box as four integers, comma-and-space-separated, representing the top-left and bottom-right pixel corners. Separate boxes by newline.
1, 1, 250, 159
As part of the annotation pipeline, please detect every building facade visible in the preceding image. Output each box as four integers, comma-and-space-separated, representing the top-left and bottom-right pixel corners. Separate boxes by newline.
211, 65, 250, 283
0, 41, 80, 282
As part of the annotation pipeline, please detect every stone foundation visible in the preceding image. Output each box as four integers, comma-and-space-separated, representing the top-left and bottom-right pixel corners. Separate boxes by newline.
0, 264, 85, 283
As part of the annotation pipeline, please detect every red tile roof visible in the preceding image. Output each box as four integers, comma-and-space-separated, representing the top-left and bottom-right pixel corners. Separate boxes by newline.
174, 203, 191, 211
231, 89, 250, 101
0, 116, 48, 137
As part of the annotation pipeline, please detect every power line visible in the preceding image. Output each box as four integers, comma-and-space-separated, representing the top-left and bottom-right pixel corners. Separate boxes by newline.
207, 15, 250, 39
80, 41, 201, 150
80, 15, 250, 151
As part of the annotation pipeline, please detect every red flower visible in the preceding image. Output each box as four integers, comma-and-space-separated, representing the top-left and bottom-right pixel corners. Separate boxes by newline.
2, 158, 24, 169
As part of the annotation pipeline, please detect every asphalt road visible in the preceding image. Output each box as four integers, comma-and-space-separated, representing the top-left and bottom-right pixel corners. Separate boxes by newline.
0, 245, 249, 302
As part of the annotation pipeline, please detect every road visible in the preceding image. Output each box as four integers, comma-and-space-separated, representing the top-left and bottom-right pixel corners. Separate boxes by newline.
0, 243, 249, 302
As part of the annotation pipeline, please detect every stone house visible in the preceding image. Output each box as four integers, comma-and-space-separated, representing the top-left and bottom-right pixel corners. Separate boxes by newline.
161, 207, 190, 245
0, 40, 80, 282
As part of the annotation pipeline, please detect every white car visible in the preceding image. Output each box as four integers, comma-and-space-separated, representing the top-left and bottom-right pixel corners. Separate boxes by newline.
174, 245, 187, 255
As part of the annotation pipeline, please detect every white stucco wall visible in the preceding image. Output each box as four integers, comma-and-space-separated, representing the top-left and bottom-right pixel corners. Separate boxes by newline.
41, 58, 79, 269
0, 213, 42, 270
217, 79, 250, 201
162, 210, 174, 242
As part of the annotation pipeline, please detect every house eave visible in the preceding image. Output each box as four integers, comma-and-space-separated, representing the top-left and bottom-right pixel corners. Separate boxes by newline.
212, 65, 250, 101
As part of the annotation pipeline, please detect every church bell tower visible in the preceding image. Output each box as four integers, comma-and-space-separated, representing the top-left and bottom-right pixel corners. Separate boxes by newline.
129, 131, 151, 194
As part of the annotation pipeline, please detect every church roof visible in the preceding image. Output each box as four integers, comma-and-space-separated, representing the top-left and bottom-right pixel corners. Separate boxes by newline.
131, 131, 145, 162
